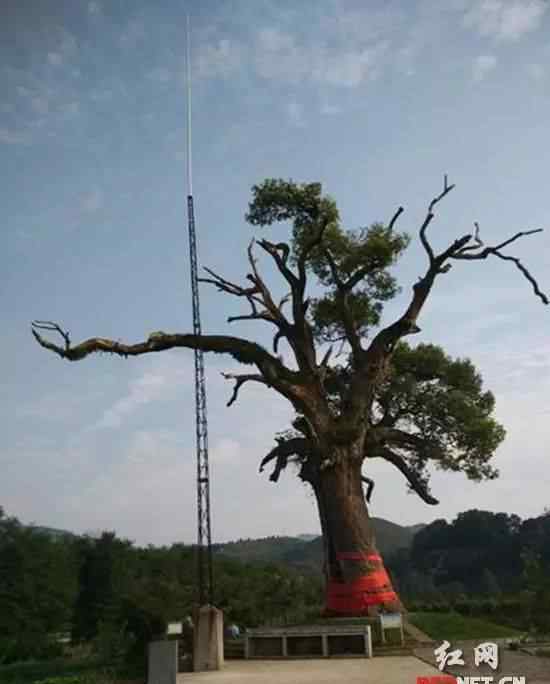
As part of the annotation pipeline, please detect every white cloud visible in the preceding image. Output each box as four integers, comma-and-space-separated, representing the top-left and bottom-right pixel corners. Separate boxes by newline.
463, 0, 547, 41
285, 101, 305, 127
92, 354, 190, 430
255, 27, 386, 88
472, 54, 498, 81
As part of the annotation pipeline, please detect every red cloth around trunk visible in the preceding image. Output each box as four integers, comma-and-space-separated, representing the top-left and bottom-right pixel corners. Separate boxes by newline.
326, 552, 397, 613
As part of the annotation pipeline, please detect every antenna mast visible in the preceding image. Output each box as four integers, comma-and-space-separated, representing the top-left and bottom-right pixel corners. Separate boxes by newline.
186, 15, 213, 606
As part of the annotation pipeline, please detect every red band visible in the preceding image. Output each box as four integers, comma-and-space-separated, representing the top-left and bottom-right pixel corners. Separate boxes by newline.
327, 571, 397, 612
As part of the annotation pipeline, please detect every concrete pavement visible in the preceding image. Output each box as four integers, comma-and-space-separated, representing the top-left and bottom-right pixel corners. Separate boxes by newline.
178, 656, 440, 683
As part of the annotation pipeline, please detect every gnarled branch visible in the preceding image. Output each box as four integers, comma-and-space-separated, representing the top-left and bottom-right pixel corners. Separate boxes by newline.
259, 437, 311, 482
30, 322, 314, 411
373, 447, 439, 505
419, 174, 456, 264
452, 227, 548, 304
221, 372, 267, 407
362, 475, 375, 503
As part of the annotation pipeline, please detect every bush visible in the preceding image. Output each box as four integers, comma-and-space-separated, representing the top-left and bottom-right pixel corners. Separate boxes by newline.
0, 633, 63, 666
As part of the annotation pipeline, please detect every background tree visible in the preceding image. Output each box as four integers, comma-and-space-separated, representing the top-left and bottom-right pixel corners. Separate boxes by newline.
31, 176, 547, 616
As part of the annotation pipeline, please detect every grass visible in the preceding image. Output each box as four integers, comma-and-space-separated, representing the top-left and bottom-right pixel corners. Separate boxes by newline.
0, 659, 144, 684
408, 612, 522, 641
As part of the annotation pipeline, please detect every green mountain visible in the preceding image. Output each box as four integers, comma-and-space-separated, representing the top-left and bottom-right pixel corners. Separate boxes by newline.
215, 517, 424, 573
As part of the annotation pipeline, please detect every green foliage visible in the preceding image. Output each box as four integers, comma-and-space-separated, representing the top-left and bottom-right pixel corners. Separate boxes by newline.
377, 342, 506, 484
0, 511, 77, 665
409, 612, 521, 640
0, 508, 324, 668
246, 179, 409, 343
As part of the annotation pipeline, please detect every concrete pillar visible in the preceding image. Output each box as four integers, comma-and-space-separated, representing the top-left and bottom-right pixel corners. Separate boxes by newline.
321, 634, 328, 657
282, 635, 288, 657
192, 605, 224, 672
364, 627, 373, 658
147, 640, 178, 684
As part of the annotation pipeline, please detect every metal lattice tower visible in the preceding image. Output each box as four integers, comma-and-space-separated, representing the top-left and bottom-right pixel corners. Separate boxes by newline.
186, 16, 213, 607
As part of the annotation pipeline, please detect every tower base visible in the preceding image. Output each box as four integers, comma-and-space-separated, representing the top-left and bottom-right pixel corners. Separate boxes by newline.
192, 605, 224, 672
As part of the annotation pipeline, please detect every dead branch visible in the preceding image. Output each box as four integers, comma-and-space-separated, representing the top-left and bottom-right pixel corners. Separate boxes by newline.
221, 371, 267, 407
31, 320, 307, 394
373, 447, 439, 505
246, 240, 290, 324
452, 228, 548, 304
419, 174, 455, 264
259, 437, 311, 482
32, 320, 71, 350
388, 205, 404, 231
362, 475, 375, 503
199, 267, 261, 303
257, 239, 299, 288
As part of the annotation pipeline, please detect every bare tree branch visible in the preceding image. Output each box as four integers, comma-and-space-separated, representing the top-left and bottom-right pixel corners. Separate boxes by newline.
30, 322, 316, 410
259, 437, 311, 482
419, 174, 456, 264
452, 228, 548, 304
221, 371, 267, 407
388, 205, 404, 231
199, 267, 262, 303
257, 239, 299, 288
362, 475, 375, 503
32, 321, 71, 350
372, 447, 439, 505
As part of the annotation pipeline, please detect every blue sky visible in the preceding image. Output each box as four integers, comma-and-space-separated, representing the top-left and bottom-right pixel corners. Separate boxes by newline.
2, 0, 550, 545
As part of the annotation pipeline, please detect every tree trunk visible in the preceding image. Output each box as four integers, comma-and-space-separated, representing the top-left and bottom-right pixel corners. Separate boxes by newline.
312, 455, 402, 616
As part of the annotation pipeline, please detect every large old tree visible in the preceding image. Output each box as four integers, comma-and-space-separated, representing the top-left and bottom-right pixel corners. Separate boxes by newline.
32, 177, 547, 616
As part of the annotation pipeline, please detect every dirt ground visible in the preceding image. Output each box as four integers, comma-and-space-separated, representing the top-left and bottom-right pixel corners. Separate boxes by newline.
414, 639, 550, 683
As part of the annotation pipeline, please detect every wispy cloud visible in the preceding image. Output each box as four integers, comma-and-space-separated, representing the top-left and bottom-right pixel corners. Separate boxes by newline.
254, 27, 386, 88
463, 0, 548, 41
472, 54, 498, 81
91, 355, 190, 430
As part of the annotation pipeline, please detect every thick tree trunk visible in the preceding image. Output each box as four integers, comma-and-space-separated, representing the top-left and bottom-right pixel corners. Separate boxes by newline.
312, 455, 402, 616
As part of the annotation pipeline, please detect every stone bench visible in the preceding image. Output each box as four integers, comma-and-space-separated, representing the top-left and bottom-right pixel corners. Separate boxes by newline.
244, 624, 373, 659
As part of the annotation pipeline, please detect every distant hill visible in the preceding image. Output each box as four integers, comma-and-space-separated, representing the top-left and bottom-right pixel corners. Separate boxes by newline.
215, 517, 424, 574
